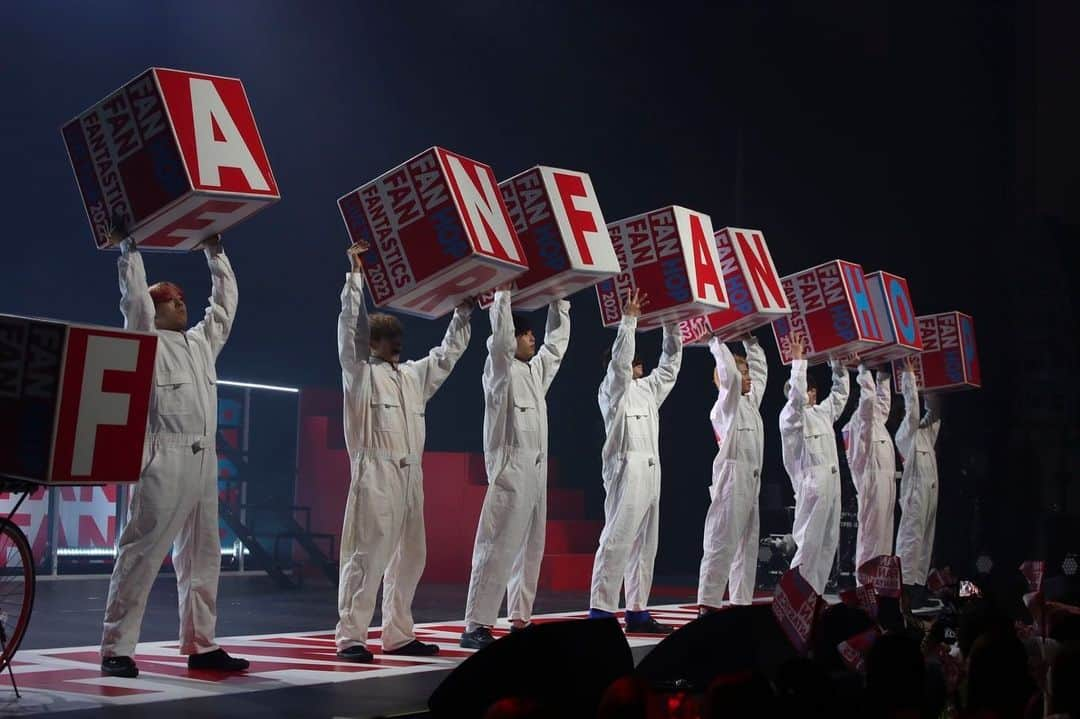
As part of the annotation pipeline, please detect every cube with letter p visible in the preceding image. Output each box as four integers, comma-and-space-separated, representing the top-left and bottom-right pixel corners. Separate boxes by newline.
0, 315, 156, 485
338, 147, 530, 319
771, 260, 885, 365
63, 67, 280, 251
892, 312, 980, 392
678, 227, 790, 345
596, 206, 729, 331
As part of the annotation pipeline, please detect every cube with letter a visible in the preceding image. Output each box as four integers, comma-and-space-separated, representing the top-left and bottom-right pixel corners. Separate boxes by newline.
62, 67, 280, 251
678, 227, 791, 345
892, 312, 980, 392
771, 260, 885, 365
0, 314, 156, 485
475, 166, 620, 310
595, 206, 728, 331
858, 271, 923, 364
338, 147, 530, 319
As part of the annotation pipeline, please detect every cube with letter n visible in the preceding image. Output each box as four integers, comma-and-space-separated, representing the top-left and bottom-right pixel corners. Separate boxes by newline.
338, 147, 530, 319
63, 67, 280, 251
679, 227, 790, 344
0, 314, 156, 485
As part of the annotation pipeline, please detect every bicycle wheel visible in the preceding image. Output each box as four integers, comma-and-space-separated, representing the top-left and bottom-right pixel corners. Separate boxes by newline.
0, 518, 35, 669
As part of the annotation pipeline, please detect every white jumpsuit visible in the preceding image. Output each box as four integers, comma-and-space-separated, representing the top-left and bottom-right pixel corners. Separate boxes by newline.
589, 316, 682, 614
842, 365, 897, 572
464, 290, 570, 629
101, 238, 237, 658
779, 359, 850, 596
335, 272, 472, 652
893, 369, 941, 586
697, 337, 767, 608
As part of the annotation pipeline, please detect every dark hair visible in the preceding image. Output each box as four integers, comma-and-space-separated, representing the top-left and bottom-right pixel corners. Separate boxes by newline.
369, 313, 403, 343
512, 313, 532, 338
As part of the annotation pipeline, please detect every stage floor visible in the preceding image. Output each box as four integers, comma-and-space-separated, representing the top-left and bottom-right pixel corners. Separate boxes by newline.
3, 575, 755, 718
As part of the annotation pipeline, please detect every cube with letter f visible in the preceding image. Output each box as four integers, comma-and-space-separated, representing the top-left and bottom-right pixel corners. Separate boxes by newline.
63, 68, 280, 251
892, 311, 981, 392
0, 315, 156, 485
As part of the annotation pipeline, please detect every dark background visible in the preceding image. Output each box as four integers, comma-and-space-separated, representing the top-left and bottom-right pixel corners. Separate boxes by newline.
3, 1, 1076, 579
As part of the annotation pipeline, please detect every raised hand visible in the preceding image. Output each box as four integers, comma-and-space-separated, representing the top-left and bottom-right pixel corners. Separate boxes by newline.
194, 233, 223, 252
790, 334, 806, 360
346, 241, 370, 270
623, 288, 648, 318
903, 355, 917, 373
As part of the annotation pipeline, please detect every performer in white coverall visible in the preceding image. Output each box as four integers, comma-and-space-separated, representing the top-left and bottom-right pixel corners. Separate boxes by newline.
461, 284, 570, 649
894, 356, 942, 592
101, 234, 248, 678
842, 364, 897, 572
336, 242, 473, 662
697, 332, 767, 613
588, 290, 682, 634
778, 336, 851, 596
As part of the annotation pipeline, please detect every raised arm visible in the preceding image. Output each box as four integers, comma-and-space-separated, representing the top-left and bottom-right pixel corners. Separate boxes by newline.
338, 244, 371, 379
535, 298, 571, 393
188, 235, 238, 359
923, 394, 943, 445
600, 313, 637, 413
855, 364, 876, 425
413, 300, 474, 402
117, 238, 155, 332
483, 286, 516, 399
642, 323, 683, 405
822, 359, 851, 424
894, 365, 920, 460
744, 335, 768, 409
780, 358, 808, 436
874, 368, 892, 418
710, 336, 742, 423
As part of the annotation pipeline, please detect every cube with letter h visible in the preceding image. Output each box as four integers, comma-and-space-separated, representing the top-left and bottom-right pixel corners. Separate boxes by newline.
771, 260, 885, 365
0, 314, 156, 485
892, 312, 980, 392
858, 271, 923, 364
595, 206, 728, 331
476, 166, 620, 310
678, 227, 790, 345
63, 67, 280, 251
338, 147, 529, 319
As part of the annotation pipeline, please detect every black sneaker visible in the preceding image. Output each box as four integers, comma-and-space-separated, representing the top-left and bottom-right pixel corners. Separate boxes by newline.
509, 622, 530, 634
460, 626, 496, 649
187, 649, 250, 671
336, 645, 375, 662
101, 656, 139, 678
625, 616, 674, 635
384, 639, 439, 656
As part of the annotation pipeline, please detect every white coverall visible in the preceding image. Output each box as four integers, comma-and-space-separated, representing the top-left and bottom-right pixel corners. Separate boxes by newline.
697, 337, 767, 608
893, 369, 941, 586
335, 272, 472, 651
779, 359, 850, 595
842, 365, 897, 572
589, 316, 682, 613
101, 238, 237, 658
464, 290, 570, 629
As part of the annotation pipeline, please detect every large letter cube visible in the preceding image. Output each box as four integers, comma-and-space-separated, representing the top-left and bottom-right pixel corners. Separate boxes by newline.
63, 67, 280, 251
893, 312, 980, 392
858, 271, 923, 364
679, 227, 791, 344
595, 206, 728, 330
338, 147, 529, 319
475, 166, 620, 310
0, 315, 157, 485
771, 260, 885, 365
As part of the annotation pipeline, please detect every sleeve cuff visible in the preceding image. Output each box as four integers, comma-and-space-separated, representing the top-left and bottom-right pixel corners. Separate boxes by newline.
620, 314, 638, 330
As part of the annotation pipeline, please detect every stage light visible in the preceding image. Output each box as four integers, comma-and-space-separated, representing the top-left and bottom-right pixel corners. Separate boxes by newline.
218, 379, 299, 393
1063, 553, 1078, 576
975, 555, 993, 574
